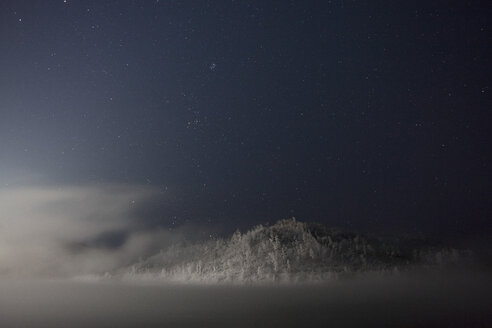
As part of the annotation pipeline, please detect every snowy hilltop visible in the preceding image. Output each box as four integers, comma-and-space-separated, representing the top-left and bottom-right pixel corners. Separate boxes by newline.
121, 218, 468, 283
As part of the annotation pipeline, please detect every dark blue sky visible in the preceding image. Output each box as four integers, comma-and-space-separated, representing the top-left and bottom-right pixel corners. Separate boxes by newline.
0, 0, 490, 237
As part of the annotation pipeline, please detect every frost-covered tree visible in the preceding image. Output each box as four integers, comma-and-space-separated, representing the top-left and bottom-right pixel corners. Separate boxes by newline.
122, 218, 467, 283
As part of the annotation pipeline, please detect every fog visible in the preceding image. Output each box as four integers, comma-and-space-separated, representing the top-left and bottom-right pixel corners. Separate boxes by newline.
0, 271, 490, 328
0, 184, 491, 327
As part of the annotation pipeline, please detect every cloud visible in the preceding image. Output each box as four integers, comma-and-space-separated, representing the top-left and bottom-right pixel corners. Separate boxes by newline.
0, 184, 177, 278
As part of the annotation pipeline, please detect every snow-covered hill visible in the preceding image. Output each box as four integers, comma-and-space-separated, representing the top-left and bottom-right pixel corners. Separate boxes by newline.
122, 218, 468, 283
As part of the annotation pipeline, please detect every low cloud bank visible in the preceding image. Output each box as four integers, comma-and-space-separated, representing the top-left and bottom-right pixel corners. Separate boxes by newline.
0, 186, 477, 282
0, 184, 178, 278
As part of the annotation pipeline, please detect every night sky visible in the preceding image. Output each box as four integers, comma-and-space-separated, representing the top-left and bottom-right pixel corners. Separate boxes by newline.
1, 0, 491, 238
